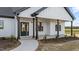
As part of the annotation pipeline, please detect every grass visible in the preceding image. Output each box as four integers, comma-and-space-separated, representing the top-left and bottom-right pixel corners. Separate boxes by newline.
65, 28, 79, 35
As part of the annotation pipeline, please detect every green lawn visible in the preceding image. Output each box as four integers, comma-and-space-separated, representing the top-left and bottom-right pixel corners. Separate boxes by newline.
65, 28, 79, 34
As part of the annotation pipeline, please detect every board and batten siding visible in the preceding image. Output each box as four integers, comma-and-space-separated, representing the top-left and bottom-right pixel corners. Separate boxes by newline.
0, 17, 17, 38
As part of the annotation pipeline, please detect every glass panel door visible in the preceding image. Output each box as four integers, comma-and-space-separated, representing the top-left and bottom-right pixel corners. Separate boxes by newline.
21, 22, 29, 36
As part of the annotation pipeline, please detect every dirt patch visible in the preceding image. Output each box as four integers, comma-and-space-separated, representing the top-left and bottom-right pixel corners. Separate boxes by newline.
0, 39, 21, 51
37, 37, 79, 51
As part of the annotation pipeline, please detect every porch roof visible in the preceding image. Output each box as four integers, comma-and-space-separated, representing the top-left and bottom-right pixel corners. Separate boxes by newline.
0, 7, 75, 21
18, 7, 42, 18
19, 7, 75, 21
37, 7, 74, 21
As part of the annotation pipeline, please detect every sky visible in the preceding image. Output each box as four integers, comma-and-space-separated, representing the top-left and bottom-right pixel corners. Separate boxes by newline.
65, 7, 79, 27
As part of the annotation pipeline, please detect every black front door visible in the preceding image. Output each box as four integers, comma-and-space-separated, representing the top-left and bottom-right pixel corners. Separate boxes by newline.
21, 22, 29, 36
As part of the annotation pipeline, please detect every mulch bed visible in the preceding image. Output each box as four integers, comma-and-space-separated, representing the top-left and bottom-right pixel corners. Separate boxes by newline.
36, 37, 79, 51
39, 37, 79, 43
0, 39, 21, 51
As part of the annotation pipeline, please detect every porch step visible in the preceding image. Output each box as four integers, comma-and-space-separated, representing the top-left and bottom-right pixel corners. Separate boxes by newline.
20, 36, 35, 40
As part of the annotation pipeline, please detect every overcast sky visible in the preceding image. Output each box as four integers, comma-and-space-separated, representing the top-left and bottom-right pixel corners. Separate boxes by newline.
65, 7, 79, 27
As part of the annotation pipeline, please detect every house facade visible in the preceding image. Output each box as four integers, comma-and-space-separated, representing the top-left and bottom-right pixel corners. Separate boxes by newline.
0, 7, 75, 40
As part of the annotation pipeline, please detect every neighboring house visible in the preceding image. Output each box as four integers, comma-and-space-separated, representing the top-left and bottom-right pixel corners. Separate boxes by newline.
0, 7, 75, 40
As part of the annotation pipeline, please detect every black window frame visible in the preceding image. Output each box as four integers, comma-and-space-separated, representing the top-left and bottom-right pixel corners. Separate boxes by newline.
38, 22, 43, 31
0, 20, 4, 29
55, 25, 61, 31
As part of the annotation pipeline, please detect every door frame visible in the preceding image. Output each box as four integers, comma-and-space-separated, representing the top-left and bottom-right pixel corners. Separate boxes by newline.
20, 22, 29, 36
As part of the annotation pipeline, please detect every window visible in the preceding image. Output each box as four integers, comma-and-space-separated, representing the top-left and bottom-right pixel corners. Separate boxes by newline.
55, 25, 61, 31
0, 20, 4, 29
38, 22, 43, 31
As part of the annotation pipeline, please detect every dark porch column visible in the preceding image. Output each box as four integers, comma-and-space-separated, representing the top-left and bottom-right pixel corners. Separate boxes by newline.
16, 16, 20, 40
35, 17, 38, 39
56, 20, 59, 38
33, 18, 35, 38
71, 21, 73, 36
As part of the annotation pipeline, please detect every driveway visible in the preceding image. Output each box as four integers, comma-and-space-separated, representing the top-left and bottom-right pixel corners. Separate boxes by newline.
12, 39, 38, 51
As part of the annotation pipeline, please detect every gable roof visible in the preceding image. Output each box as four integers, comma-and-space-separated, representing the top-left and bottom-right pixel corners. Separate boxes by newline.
0, 7, 29, 18
18, 7, 42, 18
0, 7, 75, 20
31, 7, 75, 20
0, 7, 14, 18
64, 7, 75, 20
31, 7, 47, 17
12, 7, 30, 15
36, 7, 74, 21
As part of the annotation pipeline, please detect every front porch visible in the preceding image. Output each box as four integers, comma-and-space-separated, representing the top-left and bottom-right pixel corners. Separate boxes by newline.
18, 17, 65, 40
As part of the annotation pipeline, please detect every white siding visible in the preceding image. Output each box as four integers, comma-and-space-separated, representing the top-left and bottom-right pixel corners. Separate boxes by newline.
37, 7, 73, 21
59, 21, 65, 35
50, 20, 57, 35
38, 19, 50, 35
49, 20, 65, 36
0, 17, 17, 37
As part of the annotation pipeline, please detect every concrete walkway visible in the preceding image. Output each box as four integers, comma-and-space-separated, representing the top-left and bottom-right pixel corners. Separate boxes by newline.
12, 39, 38, 51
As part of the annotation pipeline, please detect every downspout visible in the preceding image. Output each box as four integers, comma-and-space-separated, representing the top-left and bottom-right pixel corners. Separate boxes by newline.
56, 20, 59, 38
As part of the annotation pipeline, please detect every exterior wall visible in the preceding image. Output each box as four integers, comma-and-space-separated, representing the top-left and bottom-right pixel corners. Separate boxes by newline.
37, 18, 65, 36
37, 18, 50, 39
38, 19, 50, 36
0, 17, 17, 38
50, 20, 57, 35
37, 18, 65, 39
49, 20, 65, 36
59, 21, 65, 35
0, 17, 65, 39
